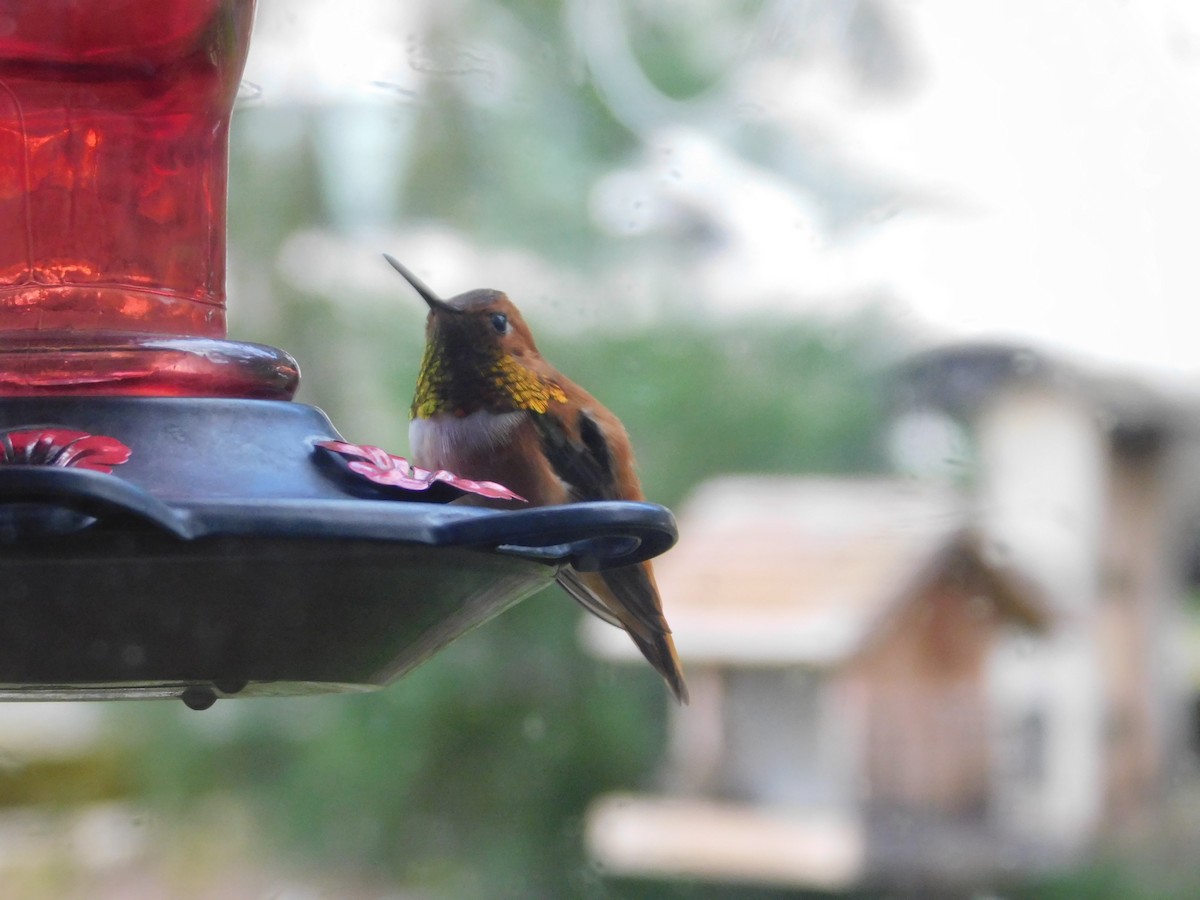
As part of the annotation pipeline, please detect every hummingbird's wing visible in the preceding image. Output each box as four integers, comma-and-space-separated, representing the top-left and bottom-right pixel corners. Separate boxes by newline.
532, 408, 620, 502
534, 409, 689, 703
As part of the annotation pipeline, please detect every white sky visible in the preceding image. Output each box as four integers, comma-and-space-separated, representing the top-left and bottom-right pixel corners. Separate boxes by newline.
241, 0, 1200, 383
824, 1, 1200, 381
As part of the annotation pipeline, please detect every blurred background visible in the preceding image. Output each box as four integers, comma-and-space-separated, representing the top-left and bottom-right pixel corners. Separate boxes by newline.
6, 0, 1200, 896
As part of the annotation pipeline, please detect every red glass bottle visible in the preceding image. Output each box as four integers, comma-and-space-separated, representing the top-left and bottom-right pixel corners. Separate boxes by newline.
0, 0, 297, 398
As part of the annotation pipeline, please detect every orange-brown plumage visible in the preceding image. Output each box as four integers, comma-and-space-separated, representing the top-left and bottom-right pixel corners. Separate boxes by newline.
387, 254, 687, 703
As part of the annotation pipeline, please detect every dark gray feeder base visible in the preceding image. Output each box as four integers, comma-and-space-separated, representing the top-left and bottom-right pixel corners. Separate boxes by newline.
0, 398, 677, 706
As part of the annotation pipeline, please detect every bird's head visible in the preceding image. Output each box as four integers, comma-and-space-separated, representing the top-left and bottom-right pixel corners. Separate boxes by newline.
385, 254, 563, 418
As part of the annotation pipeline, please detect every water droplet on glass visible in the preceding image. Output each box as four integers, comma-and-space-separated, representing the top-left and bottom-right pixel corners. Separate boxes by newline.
523, 713, 546, 741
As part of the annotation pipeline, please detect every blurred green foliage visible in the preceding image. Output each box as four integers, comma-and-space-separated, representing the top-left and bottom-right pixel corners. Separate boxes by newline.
543, 316, 896, 507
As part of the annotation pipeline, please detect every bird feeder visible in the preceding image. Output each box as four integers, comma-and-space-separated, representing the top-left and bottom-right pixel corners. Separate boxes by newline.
0, 0, 676, 709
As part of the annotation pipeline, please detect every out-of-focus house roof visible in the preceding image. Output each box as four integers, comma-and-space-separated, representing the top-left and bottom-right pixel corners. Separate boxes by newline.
585, 475, 1049, 667
893, 342, 1191, 445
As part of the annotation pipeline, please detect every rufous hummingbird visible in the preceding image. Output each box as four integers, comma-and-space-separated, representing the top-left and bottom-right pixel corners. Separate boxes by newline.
384, 254, 688, 704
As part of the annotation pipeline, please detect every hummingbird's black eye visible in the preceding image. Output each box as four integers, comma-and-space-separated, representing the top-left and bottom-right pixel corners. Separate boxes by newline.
490, 313, 510, 335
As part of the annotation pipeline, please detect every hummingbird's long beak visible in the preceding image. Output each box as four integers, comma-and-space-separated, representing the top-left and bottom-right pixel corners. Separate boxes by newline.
382, 253, 457, 313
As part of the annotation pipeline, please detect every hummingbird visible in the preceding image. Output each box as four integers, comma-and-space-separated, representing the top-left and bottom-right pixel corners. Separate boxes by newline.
384, 253, 688, 704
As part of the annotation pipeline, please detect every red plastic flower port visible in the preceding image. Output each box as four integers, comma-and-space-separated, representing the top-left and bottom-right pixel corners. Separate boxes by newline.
0, 428, 132, 473
315, 440, 526, 502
